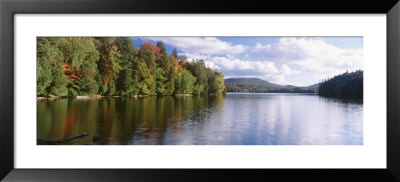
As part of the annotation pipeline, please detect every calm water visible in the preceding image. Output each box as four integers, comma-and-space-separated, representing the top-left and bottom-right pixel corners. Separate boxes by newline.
37, 93, 363, 145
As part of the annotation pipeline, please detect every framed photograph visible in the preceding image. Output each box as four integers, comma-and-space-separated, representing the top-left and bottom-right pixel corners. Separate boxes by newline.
1, 0, 400, 181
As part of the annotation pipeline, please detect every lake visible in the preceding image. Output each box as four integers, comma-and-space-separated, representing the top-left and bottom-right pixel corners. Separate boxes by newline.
37, 93, 363, 145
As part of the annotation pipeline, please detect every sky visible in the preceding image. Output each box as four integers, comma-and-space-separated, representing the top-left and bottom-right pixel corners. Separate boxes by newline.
131, 37, 363, 86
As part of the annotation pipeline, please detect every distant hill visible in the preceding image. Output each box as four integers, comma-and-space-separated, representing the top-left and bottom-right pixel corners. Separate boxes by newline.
308, 83, 321, 89
318, 70, 363, 100
224, 78, 282, 88
224, 78, 316, 93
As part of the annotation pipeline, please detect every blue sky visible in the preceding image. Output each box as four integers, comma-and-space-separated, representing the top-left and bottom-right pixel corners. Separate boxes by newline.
131, 37, 363, 86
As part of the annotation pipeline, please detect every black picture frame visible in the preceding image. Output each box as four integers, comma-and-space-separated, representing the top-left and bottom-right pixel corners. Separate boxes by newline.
1, 0, 400, 181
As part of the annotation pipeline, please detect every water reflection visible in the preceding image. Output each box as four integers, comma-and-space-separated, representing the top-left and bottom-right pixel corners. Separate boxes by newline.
37, 93, 363, 145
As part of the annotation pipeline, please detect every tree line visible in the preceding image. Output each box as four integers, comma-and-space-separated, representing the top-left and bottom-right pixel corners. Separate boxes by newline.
317, 70, 363, 100
225, 84, 315, 93
37, 37, 226, 97
224, 78, 316, 93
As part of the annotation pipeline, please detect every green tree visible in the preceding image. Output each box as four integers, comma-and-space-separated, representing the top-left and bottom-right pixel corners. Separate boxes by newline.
49, 63, 69, 96
156, 41, 174, 95
69, 38, 100, 95
175, 69, 196, 94
185, 59, 208, 94
181, 69, 196, 94
155, 67, 167, 95
139, 40, 158, 72
209, 71, 226, 95
118, 69, 139, 95
36, 38, 55, 96
37, 37, 227, 97
37, 57, 53, 95
77, 73, 99, 95
172, 48, 178, 59
37, 37, 68, 96
95, 37, 121, 95
137, 61, 156, 95
165, 66, 176, 95
115, 37, 139, 95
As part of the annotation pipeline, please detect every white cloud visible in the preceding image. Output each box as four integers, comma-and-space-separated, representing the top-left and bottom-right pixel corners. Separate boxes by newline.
179, 52, 212, 61
270, 75, 286, 85
281, 64, 292, 75
204, 61, 220, 70
144, 37, 247, 55
182, 52, 286, 82
139, 37, 363, 86
251, 37, 363, 82
184, 55, 279, 76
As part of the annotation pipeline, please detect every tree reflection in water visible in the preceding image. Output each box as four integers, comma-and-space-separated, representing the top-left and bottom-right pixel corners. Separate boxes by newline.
37, 95, 225, 145
37, 93, 362, 145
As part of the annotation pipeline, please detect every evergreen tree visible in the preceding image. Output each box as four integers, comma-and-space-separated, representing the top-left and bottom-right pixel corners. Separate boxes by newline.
155, 67, 167, 95
37, 57, 53, 95
37, 37, 227, 97
49, 63, 69, 96
185, 59, 208, 94
95, 37, 120, 95
137, 61, 156, 95
172, 48, 178, 59
37, 38, 54, 95
115, 37, 139, 95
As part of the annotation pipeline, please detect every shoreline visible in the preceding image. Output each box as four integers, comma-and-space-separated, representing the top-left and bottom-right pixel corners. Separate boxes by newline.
36, 92, 322, 101
37, 93, 226, 100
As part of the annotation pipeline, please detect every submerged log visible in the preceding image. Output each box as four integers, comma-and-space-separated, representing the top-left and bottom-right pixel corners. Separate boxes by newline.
37, 133, 89, 145
92, 135, 103, 142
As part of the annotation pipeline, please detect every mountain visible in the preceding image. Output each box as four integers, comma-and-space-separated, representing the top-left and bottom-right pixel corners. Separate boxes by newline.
224, 78, 282, 88
224, 78, 316, 93
307, 83, 320, 89
318, 70, 363, 100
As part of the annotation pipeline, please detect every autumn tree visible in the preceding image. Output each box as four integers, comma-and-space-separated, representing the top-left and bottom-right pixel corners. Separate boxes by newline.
139, 40, 159, 72
36, 37, 69, 96
208, 71, 226, 95
95, 37, 121, 96
36, 38, 227, 97
49, 62, 70, 96
115, 37, 140, 95
65, 37, 100, 95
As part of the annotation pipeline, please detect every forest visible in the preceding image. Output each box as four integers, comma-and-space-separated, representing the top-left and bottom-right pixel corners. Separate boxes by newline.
37, 37, 226, 97
317, 70, 363, 100
225, 70, 363, 99
225, 84, 316, 93
224, 78, 316, 93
